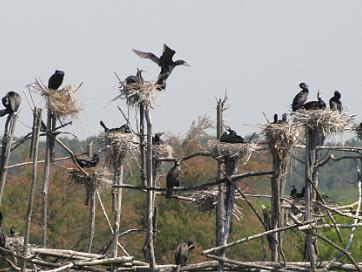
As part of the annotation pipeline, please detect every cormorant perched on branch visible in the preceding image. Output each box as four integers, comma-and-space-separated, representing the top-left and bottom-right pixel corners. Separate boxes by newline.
292, 83, 309, 111
166, 161, 181, 198
152, 132, 165, 145
48, 70, 65, 90
125, 68, 144, 84
329, 91, 343, 112
0, 91, 21, 117
100, 121, 131, 133
303, 91, 326, 110
75, 153, 99, 168
132, 44, 189, 90
0, 212, 6, 248
220, 127, 244, 143
175, 240, 195, 272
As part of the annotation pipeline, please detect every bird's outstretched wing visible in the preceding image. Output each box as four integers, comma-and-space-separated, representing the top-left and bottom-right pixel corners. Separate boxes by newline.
163, 44, 176, 59
132, 49, 160, 65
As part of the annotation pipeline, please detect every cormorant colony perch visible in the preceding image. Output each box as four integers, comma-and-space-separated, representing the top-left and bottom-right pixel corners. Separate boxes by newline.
0, 46, 361, 272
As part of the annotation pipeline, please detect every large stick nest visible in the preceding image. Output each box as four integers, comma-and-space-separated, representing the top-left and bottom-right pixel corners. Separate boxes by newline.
115, 80, 159, 109
32, 80, 81, 118
99, 132, 139, 165
263, 123, 301, 159
292, 109, 353, 135
68, 168, 113, 191
153, 144, 174, 160
6, 236, 25, 252
206, 140, 257, 164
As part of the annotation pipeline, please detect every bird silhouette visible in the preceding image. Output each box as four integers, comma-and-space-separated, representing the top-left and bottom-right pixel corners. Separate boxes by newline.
292, 83, 309, 111
48, 70, 65, 90
166, 161, 181, 198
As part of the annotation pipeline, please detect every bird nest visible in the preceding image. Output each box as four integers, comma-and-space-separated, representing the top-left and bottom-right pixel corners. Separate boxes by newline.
68, 168, 113, 191
291, 109, 353, 136
115, 80, 158, 109
6, 236, 25, 252
32, 80, 81, 118
263, 123, 301, 159
153, 144, 174, 160
99, 132, 139, 165
206, 140, 257, 164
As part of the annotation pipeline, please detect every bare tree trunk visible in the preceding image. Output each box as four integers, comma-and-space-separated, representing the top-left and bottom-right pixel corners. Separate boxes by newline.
270, 156, 281, 261
87, 188, 96, 253
41, 109, 52, 247
140, 105, 146, 187
22, 108, 42, 272
0, 113, 17, 205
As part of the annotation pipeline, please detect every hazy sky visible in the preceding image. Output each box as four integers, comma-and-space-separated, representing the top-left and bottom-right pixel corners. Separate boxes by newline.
1, 1, 362, 140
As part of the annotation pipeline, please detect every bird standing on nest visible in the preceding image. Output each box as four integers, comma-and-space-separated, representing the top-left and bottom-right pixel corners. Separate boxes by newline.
76, 153, 99, 168
133, 44, 189, 90
0, 212, 6, 248
125, 68, 144, 84
0, 91, 21, 117
166, 161, 181, 198
100, 121, 132, 133
48, 70, 65, 90
152, 132, 165, 145
303, 90, 326, 110
329, 91, 343, 112
220, 127, 244, 143
292, 83, 309, 111
175, 240, 195, 272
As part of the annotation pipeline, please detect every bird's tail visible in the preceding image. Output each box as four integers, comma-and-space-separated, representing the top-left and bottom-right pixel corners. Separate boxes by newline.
0, 109, 8, 117
166, 188, 173, 199
100, 121, 109, 132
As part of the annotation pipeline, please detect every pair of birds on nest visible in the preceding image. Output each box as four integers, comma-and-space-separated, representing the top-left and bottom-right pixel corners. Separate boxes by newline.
126, 44, 189, 90
292, 83, 343, 112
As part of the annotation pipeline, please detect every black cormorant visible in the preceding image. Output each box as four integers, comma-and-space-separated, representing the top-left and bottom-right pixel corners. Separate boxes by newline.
329, 91, 343, 112
166, 161, 181, 198
220, 127, 244, 143
125, 68, 144, 84
272, 114, 278, 124
290, 185, 297, 198
0, 91, 21, 117
76, 153, 99, 168
100, 121, 131, 133
9, 226, 16, 237
132, 44, 189, 90
281, 113, 288, 123
48, 70, 65, 90
303, 91, 326, 110
296, 187, 305, 198
175, 240, 195, 272
292, 83, 309, 111
152, 132, 165, 145
0, 212, 5, 248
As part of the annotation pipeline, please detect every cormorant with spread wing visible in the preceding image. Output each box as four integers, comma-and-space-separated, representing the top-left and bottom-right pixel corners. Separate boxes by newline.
0, 91, 21, 117
75, 153, 99, 168
329, 91, 343, 112
303, 91, 326, 110
0, 212, 5, 248
175, 240, 195, 272
292, 83, 309, 111
132, 44, 189, 90
48, 70, 65, 90
166, 161, 181, 198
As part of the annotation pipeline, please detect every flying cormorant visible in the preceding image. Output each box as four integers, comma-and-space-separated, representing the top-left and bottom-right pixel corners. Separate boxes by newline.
48, 70, 65, 90
166, 161, 181, 198
132, 44, 189, 90
0, 212, 6, 248
292, 83, 309, 111
125, 68, 144, 84
152, 132, 165, 145
175, 240, 195, 272
100, 121, 131, 133
303, 91, 326, 110
0, 91, 21, 117
220, 127, 244, 143
290, 185, 297, 198
329, 91, 343, 112
75, 153, 99, 168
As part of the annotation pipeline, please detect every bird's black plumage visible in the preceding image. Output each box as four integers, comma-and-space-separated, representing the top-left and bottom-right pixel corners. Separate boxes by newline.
290, 185, 297, 198
76, 153, 99, 168
152, 132, 165, 145
100, 121, 131, 133
272, 114, 278, 124
133, 44, 189, 90
297, 187, 305, 198
9, 226, 16, 237
48, 70, 65, 90
0, 212, 6, 248
166, 161, 181, 198
292, 83, 309, 111
125, 68, 144, 84
303, 91, 326, 110
175, 240, 195, 272
0, 91, 21, 117
329, 91, 343, 112
220, 127, 244, 143
281, 113, 288, 123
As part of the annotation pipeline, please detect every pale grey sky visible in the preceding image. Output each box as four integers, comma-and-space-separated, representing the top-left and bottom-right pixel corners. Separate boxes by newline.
1, 1, 362, 139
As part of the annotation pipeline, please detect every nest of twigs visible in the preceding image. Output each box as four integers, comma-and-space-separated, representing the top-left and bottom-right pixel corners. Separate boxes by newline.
32, 80, 81, 118
206, 140, 257, 164
115, 80, 159, 108
153, 144, 174, 160
68, 168, 112, 191
263, 123, 301, 159
6, 236, 25, 252
292, 109, 353, 136
99, 132, 139, 166
352, 123, 362, 140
